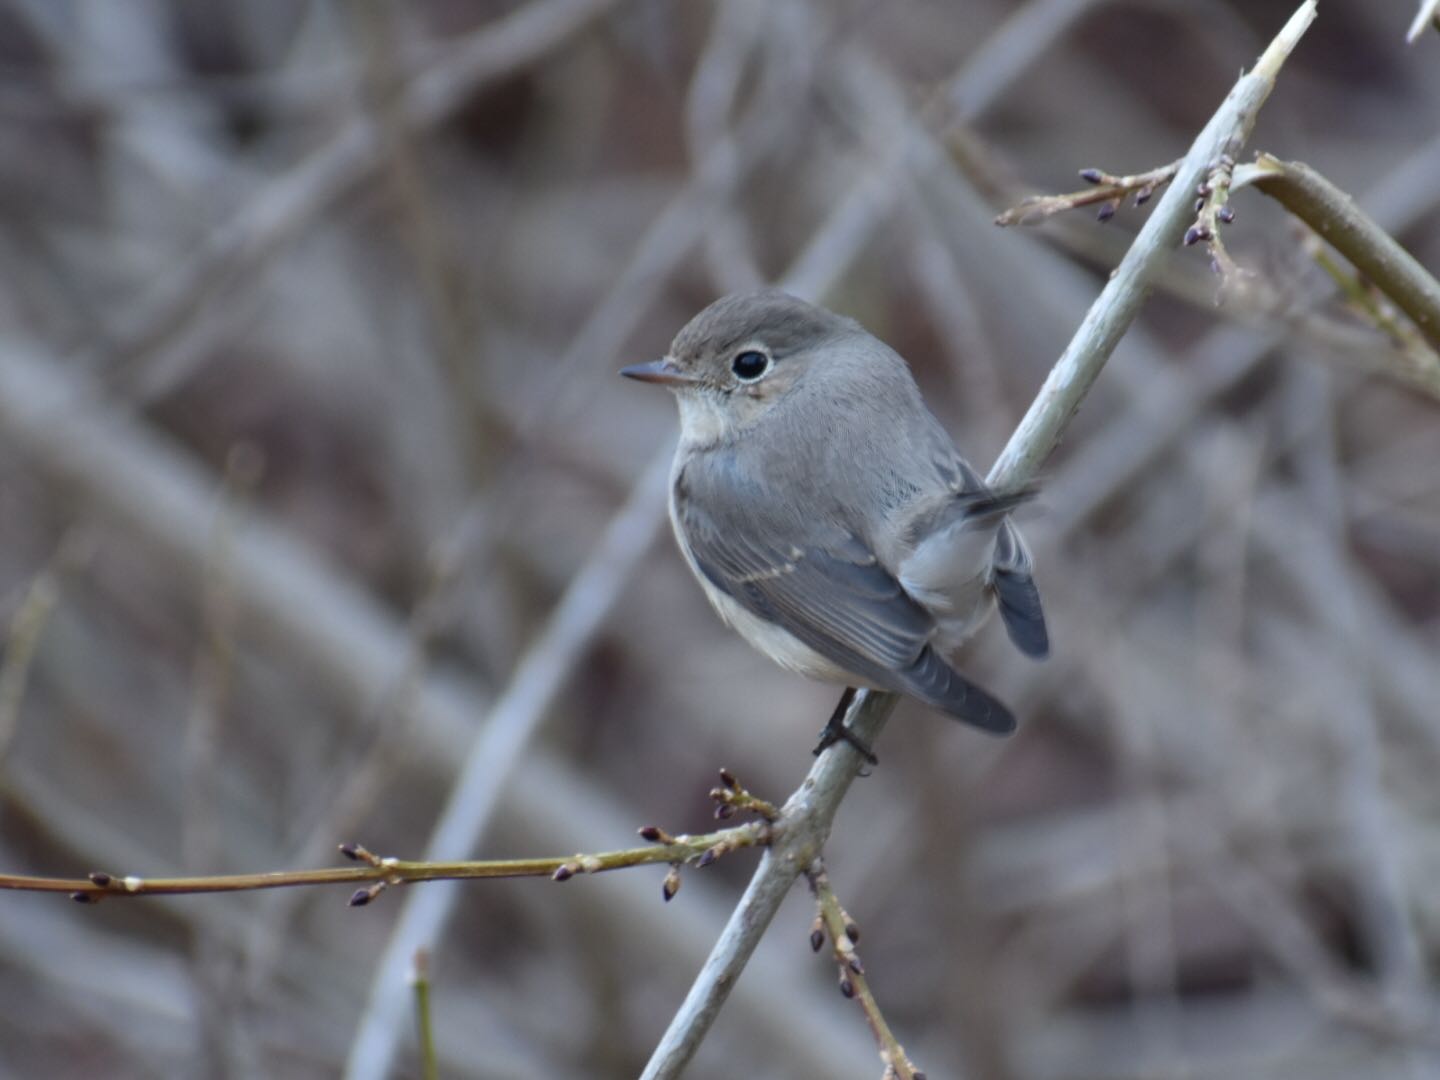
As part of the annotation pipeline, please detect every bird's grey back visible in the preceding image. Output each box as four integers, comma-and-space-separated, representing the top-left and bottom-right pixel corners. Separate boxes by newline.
753, 329, 977, 561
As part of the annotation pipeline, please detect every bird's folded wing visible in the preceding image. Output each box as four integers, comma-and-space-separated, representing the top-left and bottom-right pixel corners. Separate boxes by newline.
677, 500, 930, 677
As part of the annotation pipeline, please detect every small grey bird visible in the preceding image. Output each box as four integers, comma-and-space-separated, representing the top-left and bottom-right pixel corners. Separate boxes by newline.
622, 289, 1047, 758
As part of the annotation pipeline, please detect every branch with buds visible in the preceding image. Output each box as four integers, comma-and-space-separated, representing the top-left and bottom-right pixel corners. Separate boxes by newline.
997, 146, 1440, 399
2, 770, 773, 907
807, 865, 924, 1080
996, 81, 1440, 408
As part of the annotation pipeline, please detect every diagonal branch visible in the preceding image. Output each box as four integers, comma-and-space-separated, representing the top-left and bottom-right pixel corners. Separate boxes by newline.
641, 3, 1318, 1077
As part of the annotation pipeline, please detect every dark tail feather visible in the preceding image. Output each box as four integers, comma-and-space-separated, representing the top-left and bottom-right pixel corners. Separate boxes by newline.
901, 646, 1016, 735
991, 522, 1049, 659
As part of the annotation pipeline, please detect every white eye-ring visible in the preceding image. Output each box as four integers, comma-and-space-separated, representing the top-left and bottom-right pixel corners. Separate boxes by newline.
731, 349, 770, 381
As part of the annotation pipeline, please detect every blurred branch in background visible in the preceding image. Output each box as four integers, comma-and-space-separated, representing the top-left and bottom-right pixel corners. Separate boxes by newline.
0, 0, 1438, 1078
1408, 0, 1440, 42
89, 0, 622, 401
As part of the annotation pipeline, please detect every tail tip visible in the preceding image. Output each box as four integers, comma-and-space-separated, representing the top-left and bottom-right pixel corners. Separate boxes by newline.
993, 574, 1050, 660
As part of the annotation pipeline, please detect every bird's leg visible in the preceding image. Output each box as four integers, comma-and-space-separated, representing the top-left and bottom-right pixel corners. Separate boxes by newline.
812, 686, 878, 765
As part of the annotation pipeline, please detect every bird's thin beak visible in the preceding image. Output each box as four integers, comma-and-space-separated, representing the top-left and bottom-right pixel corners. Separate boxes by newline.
620, 357, 698, 387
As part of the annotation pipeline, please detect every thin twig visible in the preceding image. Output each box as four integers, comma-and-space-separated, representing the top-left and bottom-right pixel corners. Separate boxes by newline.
409, 951, 439, 1080
1303, 237, 1423, 349
1185, 152, 1246, 297
641, 4, 1318, 1076
807, 865, 924, 1080
2, 819, 770, 902
994, 159, 1181, 226
0, 548, 66, 765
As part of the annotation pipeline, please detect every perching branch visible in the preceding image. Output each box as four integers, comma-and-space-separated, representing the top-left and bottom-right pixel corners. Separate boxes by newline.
641, 3, 1318, 1077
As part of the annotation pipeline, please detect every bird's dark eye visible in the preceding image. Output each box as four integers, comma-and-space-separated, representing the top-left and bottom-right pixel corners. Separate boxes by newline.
731, 350, 770, 381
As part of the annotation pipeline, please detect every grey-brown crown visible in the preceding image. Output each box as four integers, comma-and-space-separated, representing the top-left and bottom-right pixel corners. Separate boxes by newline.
670, 289, 855, 363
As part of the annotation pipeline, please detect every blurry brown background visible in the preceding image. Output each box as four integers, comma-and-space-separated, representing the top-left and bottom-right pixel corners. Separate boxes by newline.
1, 1, 1438, 1078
